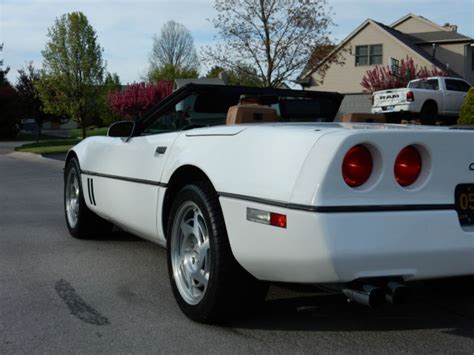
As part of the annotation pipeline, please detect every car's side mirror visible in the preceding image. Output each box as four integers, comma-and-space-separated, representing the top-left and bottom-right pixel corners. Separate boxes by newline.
107, 121, 135, 141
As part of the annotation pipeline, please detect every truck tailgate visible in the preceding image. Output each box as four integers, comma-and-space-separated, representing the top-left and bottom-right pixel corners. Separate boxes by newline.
373, 89, 407, 107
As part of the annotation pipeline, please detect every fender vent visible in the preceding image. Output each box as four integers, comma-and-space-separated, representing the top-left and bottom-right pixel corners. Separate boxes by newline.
87, 178, 96, 206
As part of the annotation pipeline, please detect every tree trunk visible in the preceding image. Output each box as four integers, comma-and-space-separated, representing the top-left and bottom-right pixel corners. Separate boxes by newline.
35, 119, 42, 143
81, 119, 87, 139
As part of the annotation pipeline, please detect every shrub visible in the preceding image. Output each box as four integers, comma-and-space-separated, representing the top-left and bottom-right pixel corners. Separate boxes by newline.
458, 87, 474, 124
107, 81, 173, 119
361, 56, 446, 94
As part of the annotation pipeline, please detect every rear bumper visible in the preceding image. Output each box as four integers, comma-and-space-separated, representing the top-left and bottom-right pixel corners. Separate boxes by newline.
220, 196, 474, 283
372, 103, 416, 114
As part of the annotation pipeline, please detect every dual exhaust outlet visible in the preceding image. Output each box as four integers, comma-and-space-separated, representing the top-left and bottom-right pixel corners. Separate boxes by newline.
342, 282, 409, 307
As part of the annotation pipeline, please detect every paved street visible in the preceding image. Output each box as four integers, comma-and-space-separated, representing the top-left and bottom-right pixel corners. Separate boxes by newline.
1, 146, 474, 353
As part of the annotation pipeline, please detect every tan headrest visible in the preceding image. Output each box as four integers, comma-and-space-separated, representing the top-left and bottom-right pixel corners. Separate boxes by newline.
226, 104, 278, 125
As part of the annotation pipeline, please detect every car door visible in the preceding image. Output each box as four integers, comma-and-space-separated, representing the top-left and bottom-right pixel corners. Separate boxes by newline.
444, 79, 470, 113
84, 105, 183, 242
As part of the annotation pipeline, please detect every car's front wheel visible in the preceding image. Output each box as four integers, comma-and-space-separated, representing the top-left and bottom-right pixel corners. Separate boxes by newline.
64, 157, 113, 239
167, 182, 268, 323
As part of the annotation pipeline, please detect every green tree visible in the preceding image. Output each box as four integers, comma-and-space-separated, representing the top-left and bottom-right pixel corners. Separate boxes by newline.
98, 72, 122, 126
205, 65, 264, 87
458, 87, 474, 124
15, 62, 47, 141
36, 12, 105, 138
149, 63, 198, 82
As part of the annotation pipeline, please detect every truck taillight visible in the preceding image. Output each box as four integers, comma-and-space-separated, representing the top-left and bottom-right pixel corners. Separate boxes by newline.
342, 145, 373, 188
394, 146, 422, 187
406, 91, 414, 102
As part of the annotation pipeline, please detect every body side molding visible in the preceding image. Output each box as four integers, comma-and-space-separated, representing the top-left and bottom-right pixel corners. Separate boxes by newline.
81, 170, 168, 188
218, 191, 454, 213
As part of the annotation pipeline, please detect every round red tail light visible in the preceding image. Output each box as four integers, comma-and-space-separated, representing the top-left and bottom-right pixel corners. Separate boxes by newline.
342, 145, 373, 187
394, 146, 422, 186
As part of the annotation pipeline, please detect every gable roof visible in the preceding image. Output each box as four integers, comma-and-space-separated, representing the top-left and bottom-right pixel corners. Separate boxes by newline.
390, 13, 448, 32
374, 21, 458, 75
297, 17, 464, 83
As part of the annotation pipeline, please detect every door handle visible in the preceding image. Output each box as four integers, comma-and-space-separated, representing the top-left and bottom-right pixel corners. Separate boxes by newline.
155, 146, 167, 155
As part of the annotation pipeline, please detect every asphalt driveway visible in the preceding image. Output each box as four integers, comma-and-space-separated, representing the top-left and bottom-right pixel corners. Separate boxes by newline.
1, 150, 473, 353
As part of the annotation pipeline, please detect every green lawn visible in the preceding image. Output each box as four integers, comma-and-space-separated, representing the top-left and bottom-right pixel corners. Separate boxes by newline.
15, 139, 81, 155
70, 126, 108, 139
14, 126, 108, 155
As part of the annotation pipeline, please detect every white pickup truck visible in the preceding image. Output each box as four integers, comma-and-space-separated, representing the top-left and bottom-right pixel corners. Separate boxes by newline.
371, 76, 471, 124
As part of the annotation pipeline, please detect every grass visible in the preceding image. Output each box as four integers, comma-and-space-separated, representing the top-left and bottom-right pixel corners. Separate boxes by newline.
14, 126, 108, 156
15, 139, 81, 155
70, 126, 108, 139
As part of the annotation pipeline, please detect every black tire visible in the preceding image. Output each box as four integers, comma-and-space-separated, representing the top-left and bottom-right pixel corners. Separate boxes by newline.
419, 101, 438, 125
64, 157, 113, 239
166, 182, 268, 323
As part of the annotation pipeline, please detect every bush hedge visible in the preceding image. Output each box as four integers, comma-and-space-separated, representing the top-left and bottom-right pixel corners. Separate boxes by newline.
458, 87, 474, 124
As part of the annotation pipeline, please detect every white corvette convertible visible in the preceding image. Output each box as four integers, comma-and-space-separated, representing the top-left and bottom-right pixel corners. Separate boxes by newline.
64, 84, 474, 323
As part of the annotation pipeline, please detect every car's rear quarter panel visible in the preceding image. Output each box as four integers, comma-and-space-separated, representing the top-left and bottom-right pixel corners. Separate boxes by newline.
292, 128, 474, 207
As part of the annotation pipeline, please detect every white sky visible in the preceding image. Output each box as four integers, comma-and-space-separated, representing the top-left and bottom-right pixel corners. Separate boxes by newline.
2, 0, 473, 84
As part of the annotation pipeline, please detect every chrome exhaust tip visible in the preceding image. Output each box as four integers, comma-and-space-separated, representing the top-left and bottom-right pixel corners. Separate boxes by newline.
343, 284, 384, 307
385, 281, 410, 304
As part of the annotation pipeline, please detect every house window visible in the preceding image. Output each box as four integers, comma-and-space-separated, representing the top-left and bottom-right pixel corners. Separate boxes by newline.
355, 44, 383, 66
370, 45, 383, 64
355, 45, 368, 66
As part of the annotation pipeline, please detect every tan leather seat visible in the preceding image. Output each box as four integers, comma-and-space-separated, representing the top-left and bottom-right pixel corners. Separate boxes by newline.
226, 104, 278, 125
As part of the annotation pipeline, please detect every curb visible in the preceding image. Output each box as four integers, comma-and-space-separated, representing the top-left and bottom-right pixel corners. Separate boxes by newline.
6, 151, 64, 168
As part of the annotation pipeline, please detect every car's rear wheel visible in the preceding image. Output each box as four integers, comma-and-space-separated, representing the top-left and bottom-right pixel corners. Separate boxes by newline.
64, 157, 113, 239
167, 182, 268, 323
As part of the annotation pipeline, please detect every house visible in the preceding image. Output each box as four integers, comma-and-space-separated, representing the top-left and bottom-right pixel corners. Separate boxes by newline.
297, 13, 474, 116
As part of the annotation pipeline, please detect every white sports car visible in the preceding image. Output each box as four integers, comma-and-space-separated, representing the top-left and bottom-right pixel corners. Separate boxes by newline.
64, 84, 474, 323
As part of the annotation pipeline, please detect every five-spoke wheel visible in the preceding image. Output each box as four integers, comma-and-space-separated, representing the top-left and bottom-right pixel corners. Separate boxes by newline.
167, 182, 268, 323
170, 202, 210, 305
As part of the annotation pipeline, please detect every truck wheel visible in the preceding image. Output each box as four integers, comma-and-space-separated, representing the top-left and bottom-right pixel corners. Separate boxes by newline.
420, 102, 438, 125
167, 182, 268, 323
64, 157, 113, 239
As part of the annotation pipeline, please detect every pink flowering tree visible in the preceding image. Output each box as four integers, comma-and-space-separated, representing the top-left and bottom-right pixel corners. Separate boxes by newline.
107, 80, 173, 119
361, 56, 446, 94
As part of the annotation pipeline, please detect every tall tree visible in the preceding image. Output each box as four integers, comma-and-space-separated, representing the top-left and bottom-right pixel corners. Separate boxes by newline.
36, 12, 105, 138
0, 45, 20, 139
98, 72, 122, 126
148, 21, 199, 81
204, 0, 334, 87
16, 62, 46, 141
0, 43, 10, 85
